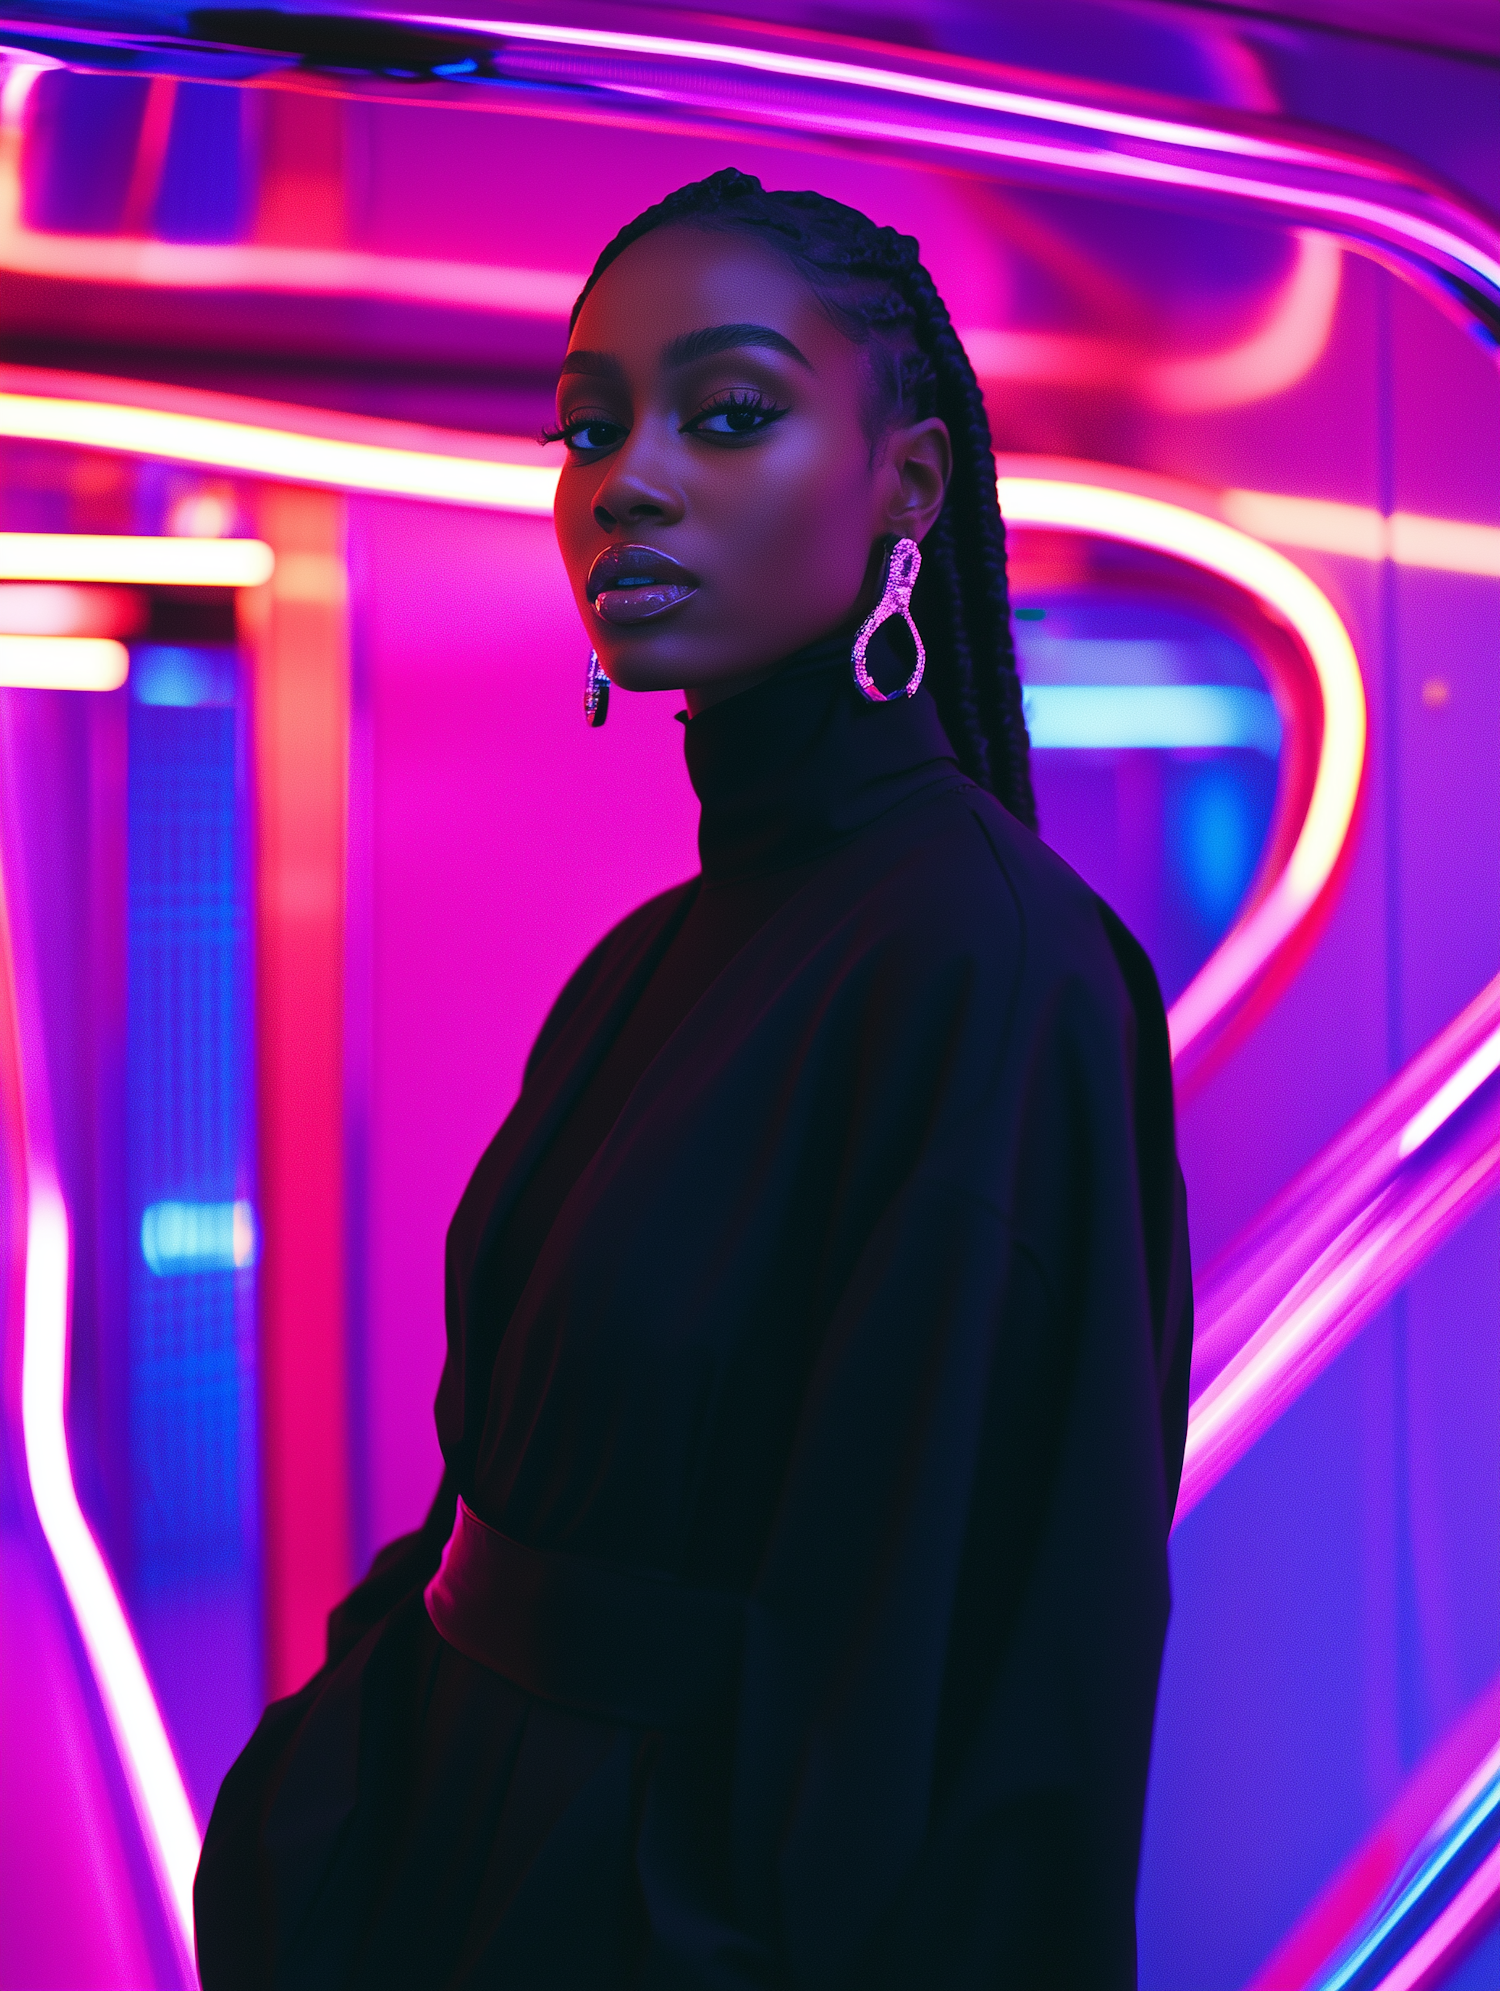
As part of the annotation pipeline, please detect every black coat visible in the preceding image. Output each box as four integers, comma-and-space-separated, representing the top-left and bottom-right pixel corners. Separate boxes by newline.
196, 641, 1192, 1990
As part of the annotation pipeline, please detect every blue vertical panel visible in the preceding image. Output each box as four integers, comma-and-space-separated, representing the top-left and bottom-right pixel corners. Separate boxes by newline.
125, 643, 260, 1822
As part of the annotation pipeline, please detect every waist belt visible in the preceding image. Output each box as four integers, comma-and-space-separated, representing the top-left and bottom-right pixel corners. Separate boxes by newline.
424, 1498, 744, 1731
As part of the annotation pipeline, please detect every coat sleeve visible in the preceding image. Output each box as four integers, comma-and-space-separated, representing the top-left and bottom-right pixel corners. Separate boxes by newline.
719, 904, 1191, 1991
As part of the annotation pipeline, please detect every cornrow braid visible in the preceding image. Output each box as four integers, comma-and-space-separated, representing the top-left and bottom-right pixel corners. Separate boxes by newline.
571, 167, 1036, 829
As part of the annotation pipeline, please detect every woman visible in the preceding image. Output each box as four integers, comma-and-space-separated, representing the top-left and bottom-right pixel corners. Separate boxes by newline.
197, 169, 1191, 1990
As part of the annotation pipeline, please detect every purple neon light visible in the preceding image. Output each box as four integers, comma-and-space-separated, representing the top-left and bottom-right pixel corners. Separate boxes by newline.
414, 12, 1500, 319
1176, 973, 1500, 1526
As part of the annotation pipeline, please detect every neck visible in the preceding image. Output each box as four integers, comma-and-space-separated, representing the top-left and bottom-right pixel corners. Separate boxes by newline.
681, 631, 961, 879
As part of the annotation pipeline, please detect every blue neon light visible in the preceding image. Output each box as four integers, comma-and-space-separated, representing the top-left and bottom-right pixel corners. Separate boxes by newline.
141, 1199, 259, 1277
131, 645, 239, 708
1022, 684, 1281, 754
1313, 1752, 1500, 1991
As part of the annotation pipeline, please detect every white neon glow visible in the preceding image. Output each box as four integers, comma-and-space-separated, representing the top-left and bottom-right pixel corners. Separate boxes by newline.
0, 531, 274, 587
1398, 1026, 1500, 1159
0, 634, 128, 690
142, 1198, 259, 1276
1023, 683, 1280, 754
997, 477, 1366, 1065
0, 393, 557, 514
19, 1175, 201, 1959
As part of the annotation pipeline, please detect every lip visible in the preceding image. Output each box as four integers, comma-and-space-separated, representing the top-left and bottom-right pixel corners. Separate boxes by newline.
586, 543, 701, 626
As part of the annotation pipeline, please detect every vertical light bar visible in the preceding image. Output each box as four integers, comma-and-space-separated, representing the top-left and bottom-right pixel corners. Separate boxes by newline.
246, 488, 354, 1695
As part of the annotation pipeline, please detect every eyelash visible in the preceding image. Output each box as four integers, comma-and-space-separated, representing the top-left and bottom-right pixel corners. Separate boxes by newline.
540, 392, 789, 455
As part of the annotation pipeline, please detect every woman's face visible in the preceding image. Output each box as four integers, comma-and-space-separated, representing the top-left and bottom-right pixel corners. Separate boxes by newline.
551, 225, 950, 713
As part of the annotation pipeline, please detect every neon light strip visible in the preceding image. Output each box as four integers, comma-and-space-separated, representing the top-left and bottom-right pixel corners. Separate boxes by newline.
1226, 491, 1500, 577
995, 477, 1365, 1069
1179, 972, 1500, 1524
0, 823, 202, 1969
1369, 1847, 1500, 1991
0, 531, 274, 585
1022, 683, 1280, 754
423, 17, 1500, 301
1399, 1025, 1500, 1159
0, 392, 557, 514
422, 15, 1427, 171
1314, 1760, 1500, 1991
0, 634, 127, 689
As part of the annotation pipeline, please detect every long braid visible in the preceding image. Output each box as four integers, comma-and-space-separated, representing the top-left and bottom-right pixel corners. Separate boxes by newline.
572, 169, 1036, 829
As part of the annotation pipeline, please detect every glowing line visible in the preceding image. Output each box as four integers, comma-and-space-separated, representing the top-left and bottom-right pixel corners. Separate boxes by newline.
423, 18, 1500, 300
1398, 1026, 1500, 1159
0, 635, 128, 690
996, 477, 1365, 1066
1023, 683, 1280, 753
1226, 491, 1500, 576
0, 531, 274, 586
426, 15, 1398, 167
1316, 1766, 1500, 1991
18, 1175, 201, 1955
1368, 1846, 1500, 1991
0, 394, 557, 513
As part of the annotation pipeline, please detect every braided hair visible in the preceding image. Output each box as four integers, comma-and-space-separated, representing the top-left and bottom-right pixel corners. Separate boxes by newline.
570, 168, 1036, 829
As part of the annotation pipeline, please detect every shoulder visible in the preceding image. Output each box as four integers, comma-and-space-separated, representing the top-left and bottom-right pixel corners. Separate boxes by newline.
871, 783, 1137, 1002
524, 877, 696, 1082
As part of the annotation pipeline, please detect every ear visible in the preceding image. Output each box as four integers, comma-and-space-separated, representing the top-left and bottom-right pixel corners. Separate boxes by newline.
878, 417, 951, 544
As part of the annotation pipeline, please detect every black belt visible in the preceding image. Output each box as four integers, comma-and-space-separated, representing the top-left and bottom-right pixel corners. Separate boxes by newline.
424, 1499, 744, 1731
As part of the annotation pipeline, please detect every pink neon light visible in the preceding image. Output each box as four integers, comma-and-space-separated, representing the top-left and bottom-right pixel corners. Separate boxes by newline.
0, 63, 582, 312
1178, 973, 1500, 1525
995, 472, 1366, 1080
959, 234, 1342, 411
0, 829, 200, 1967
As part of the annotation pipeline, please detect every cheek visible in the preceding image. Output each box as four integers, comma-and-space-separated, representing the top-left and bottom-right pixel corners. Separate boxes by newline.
552, 479, 597, 589
711, 432, 872, 595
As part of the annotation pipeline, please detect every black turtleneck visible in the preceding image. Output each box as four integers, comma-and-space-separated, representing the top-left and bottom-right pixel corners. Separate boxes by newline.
477, 634, 961, 1347
197, 620, 1191, 1991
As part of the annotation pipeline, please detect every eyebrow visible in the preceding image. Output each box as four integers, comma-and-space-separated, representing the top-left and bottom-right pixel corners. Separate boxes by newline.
662, 323, 813, 370
558, 323, 814, 383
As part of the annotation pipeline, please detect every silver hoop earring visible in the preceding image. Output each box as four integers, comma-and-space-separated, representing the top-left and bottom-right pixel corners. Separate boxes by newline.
850, 537, 925, 703
584, 650, 610, 728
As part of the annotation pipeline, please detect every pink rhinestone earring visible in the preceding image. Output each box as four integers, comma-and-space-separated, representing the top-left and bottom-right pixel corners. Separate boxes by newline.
584, 650, 610, 728
850, 537, 925, 703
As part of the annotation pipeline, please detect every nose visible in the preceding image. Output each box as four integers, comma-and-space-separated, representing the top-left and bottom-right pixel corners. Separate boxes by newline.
589, 424, 685, 533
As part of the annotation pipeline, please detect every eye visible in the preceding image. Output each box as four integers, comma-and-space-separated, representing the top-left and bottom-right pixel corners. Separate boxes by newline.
685, 394, 788, 442
543, 416, 628, 456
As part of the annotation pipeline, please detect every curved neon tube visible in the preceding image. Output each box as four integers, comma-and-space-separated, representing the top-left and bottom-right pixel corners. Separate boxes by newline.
994, 476, 1366, 1073
0, 837, 201, 1966
420, 16, 1500, 307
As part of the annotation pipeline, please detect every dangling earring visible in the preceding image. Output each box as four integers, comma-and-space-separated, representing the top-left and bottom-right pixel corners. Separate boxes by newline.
584, 650, 610, 728
850, 537, 925, 703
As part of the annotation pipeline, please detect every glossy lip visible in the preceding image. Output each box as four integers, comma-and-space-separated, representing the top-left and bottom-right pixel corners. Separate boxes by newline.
586, 542, 700, 625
